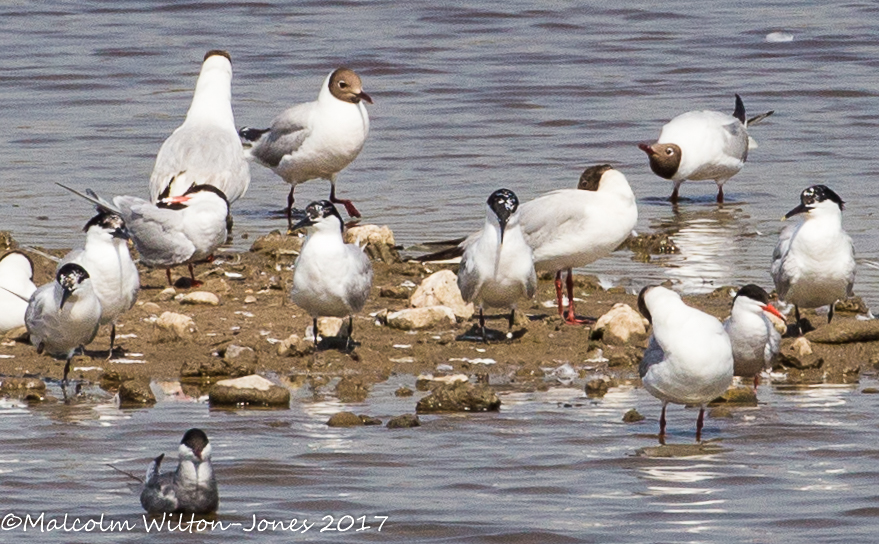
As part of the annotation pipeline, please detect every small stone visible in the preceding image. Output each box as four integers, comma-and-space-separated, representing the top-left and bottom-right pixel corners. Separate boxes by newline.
336, 377, 369, 403
709, 406, 734, 418
622, 409, 645, 423
154, 311, 196, 340
117, 380, 156, 406
386, 414, 421, 428
244, 295, 257, 304
592, 303, 648, 345
790, 337, 813, 357
317, 317, 347, 338
223, 345, 257, 366
180, 356, 255, 378
395, 386, 414, 397
380, 286, 411, 299
180, 291, 220, 306
806, 319, 879, 344
359, 415, 382, 426
409, 270, 474, 320
327, 411, 363, 427
249, 230, 304, 257
344, 224, 401, 263
513, 363, 544, 381
862, 387, 879, 394
3, 325, 28, 341
276, 334, 312, 357
386, 306, 457, 330
208, 375, 290, 408
415, 381, 500, 413
710, 386, 757, 406
141, 302, 161, 313
585, 379, 609, 397
0, 377, 47, 397
156, 287, 177, 301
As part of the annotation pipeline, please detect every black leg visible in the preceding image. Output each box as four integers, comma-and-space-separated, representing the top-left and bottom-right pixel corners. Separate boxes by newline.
828, 303, 835, 324
479, 307, 487, 343
313, 317, 319, 347
62, 356, 72, 388
659, 403, 667, 445
347, 315, 354, 351
108, 324, 116, 360
716, 186, 724, 204
287, 186, 295, 230
508, 309, 515, 331
795, 306, 802, 336
696, 406, 705, 442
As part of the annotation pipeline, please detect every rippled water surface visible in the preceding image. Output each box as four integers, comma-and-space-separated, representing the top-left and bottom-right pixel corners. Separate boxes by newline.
3, 1, 879, 542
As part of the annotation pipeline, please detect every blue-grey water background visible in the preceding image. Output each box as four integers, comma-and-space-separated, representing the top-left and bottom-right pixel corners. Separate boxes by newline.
2, 1, 879, 542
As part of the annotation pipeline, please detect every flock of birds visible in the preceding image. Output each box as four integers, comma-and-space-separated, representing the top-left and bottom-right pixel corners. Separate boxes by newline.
0, 49, 861, 513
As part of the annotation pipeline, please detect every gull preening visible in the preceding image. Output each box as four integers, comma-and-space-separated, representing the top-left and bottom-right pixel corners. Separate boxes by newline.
149, 50, 250, 207
639, 94, 773, 203
289, 200, 373, 350
59, 211, 140, 356
140, 428, 219, 515
59, 182, 229, 287
240, 68, 372, 227
638, 285, 734, 443
25, 263, 102, 388
723, 284, 783, 389
771, 185, 855, 335
0, 251, 37, 334
457, 188, 536, 342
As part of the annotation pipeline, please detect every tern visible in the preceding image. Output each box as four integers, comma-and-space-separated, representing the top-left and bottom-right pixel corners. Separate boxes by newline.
723, 284, 783, 388
289, 200, 373, 350
771, 184, 855, 335
638, 285, 734, 443
639, 94, 773, 203
457, 188, 536, 342
239, 68, 372, 227
140, 428, 219, 515
149, 50, 250, 206
25, 263, 102, 387
0, 251, 37, 334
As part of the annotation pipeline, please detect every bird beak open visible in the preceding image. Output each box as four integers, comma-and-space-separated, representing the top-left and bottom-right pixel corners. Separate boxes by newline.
761, 304, 785, 320
638, 142, 656, 156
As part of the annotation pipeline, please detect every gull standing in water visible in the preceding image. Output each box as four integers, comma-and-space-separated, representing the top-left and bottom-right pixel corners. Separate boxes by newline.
59, 183, 229, 287
59, 211, 139, 357
239, 68, 372, 226
289, 200, 373, 350
723, 284, 784, 389
637, 285, 733, 443
149, 50, 250, 207
141, 428, 219, 515
0, 251, 37, 334
457, 188, 536, 342
771, 185, 855, 335
639, 94, 773, 203
25, 263, 102, 388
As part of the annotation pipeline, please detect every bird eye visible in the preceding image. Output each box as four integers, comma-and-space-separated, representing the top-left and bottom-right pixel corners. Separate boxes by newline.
339, 81, 348, 88
665, 147, 674, 156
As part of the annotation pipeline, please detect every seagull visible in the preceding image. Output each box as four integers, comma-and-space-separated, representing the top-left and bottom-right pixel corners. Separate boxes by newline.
638, 94, 773, 203
519, 164, 637, 324
239, 67, 372, 227
771, 185, 855, 335
59, 211, 140, 357
140, 428, 219, 515
289, 200, 373, 350
0, 251, 37, 334
457, 188, 537, 342
149, 50, 250, 207
637, 285, 734, 443
25, 263, 102, 388
58, 182, 229, 287
723, 284, 783, 389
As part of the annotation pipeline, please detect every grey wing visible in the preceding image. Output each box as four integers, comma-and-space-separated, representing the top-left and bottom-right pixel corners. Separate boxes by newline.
525, 265, 537, 299
140, 455, 178, 514
24, 284, 54, 343
518, 190, 584, 251
638, 335, 665, 379
456, 245, 483, 304
117, 197, 194, 267
771, 224, 796, 299
845, 233, 856, 297
345, 248, 374, 314
721, 121, 750, 161
56, 183, 122, 216
250, 105, 312, 168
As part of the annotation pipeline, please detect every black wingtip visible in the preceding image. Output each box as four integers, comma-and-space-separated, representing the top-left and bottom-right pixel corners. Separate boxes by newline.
733, 94, 746, 124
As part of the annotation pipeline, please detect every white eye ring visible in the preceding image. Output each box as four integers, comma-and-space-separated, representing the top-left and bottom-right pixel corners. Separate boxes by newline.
665, 147, 674, 156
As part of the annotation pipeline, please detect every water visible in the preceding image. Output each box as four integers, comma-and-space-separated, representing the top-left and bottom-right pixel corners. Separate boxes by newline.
2, 1, 879, 541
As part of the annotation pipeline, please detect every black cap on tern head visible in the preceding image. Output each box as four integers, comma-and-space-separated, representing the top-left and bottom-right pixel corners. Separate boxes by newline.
291, 200, 344, 233
733, 284, 771, 305
56, 263, 90, 309
785, 184, 844, 218
204, 50, 231, 64
487, 188, 519, 241
577, 164, 614, 191
181, 428, 210, 459
84, 211, 129, 240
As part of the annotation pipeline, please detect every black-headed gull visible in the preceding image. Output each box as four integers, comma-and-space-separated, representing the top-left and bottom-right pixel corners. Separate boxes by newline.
457, 188, 536, 342
639, 94, 773, 203
59, 182, 229, 287
289, 200, 373, 350
771, 185, 855, 335
723, 284, 783, 389
25, 263, 102, 388
149, 50, 250, 207
638, 285, 733, 443
239, 68, 372, 226
59, 212, 140, 356
140, 428, 219, 515
0, 251, 37, 334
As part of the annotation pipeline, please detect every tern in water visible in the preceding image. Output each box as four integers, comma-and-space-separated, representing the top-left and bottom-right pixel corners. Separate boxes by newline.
58, 182, 229, 287
638, 285, 734, 443
639, 94, 773, 203
723, 284, 784, 389
149, 50, 250, 207
25, 263, 102, 388
289, 200, 373, 350
59, 211, 139, 357
239, 68, 372, 227
140, 428, 219, 515
0, 251, 37, 334
457, 188, 536, 342
771, 184, 855, 335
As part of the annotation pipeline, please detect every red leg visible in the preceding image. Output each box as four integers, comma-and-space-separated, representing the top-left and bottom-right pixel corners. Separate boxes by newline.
564, 269, 591, 325
659, 403, 667, 445
554, 271, 564, 317
753, 374, 760, 391
716, 186, 724, 204
188, 263, 203, 288
669, 186, 680, 204
696, 406, 705, 442
166, 269, 173, 286
329, 184, 361, 218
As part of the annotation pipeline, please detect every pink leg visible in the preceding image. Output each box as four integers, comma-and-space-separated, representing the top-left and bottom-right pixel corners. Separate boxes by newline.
696, 406, 705, 442
329, 184, 361, 218
188, 263, 203, 288
716, 186, 724, 204
753, 374, 760, 391
554, 271, 565, 318
564, 269, 592, 325
166, 269, 174, 286
659, 403, 667, 445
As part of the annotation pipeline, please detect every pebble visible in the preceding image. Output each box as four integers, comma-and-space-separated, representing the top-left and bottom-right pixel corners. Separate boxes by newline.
387, 414, 421, 429
154, 312, 196, 340
180, 291, 220, 306
208, 375, 290, 408
409, 270, 474, 320
386, 306, 457, 330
